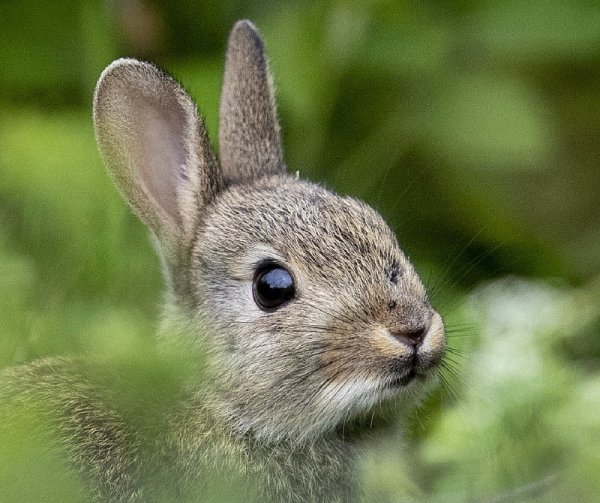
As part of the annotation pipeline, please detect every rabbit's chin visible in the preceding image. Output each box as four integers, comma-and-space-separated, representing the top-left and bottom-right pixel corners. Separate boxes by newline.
307, 369, 439, 434
220, 369, 439, 444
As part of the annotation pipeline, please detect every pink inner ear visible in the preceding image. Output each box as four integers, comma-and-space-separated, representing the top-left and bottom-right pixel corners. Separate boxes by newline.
132, 93, 187, 224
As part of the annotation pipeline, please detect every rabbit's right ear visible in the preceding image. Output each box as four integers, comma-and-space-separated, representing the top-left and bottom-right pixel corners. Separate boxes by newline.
219, 20, 285, 185
93, 59, 220, 257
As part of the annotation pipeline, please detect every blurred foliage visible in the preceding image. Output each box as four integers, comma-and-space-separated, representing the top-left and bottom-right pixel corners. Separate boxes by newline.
362, 277, 600, 502
0, 0, 599, 501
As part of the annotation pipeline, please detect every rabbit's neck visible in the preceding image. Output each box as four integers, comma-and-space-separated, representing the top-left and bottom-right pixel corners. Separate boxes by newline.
162, 394, 358, 502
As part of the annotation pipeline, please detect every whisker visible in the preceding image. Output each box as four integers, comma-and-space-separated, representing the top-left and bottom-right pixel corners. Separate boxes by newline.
428, 228, 488, 299
435, 241, 506, 312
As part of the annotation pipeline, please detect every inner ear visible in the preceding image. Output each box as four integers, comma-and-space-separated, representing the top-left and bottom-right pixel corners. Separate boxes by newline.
132, 91, 188, 224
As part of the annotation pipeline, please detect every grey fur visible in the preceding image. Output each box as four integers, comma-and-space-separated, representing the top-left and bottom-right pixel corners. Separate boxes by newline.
1, 20, 446, 502
219, 20, 285, 184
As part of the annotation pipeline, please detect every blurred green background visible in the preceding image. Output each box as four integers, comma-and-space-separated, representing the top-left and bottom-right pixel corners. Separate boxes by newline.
0, 0, 599, 501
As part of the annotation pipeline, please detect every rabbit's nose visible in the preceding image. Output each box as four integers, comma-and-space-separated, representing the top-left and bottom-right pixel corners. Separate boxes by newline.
390, 326, 426, 348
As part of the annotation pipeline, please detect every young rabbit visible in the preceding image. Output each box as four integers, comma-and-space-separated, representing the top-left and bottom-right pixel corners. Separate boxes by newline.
1, 20, 445, 502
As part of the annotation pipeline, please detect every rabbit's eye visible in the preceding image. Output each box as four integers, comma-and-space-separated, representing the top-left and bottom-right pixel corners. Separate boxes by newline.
253, 263, 295, 311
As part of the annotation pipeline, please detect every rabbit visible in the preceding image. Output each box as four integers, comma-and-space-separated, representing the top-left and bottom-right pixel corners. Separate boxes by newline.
0, 19, 446, 503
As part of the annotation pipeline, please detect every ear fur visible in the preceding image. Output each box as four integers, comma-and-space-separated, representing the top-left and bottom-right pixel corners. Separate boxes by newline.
93, 59, 220, 257
219, 20, 285, 184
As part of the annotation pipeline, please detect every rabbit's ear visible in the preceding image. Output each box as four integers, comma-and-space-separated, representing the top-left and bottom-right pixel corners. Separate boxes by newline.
93, 59, 220, 254
219, 20, 285, 184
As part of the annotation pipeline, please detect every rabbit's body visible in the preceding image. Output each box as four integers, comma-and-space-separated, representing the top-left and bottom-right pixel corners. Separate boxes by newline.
1, 20, 446, 502
1, 357, 354, 502
1, 358, 142, 500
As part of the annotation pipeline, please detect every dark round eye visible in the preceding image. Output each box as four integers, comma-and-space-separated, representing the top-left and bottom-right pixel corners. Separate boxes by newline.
253, 263, 295, 311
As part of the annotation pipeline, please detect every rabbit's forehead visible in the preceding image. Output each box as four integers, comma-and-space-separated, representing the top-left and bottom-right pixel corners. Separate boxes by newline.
203, 179, 412, 282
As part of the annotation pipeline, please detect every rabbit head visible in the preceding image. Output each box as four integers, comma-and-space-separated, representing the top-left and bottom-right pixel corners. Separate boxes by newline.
93, 20, 445, 442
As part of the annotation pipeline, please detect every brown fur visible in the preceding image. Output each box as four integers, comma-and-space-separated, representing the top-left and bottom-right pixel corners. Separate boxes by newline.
1, 20, 445, 502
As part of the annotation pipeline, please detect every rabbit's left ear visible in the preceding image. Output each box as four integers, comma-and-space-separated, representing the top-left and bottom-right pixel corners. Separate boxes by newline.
219, 20, 286, 185
93, 59, 221, 257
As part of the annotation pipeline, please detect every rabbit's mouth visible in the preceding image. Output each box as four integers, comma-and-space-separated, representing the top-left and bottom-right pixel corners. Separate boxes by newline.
387, 365, 430, 388
386, 351, 442, 388
388, 368, 418, 387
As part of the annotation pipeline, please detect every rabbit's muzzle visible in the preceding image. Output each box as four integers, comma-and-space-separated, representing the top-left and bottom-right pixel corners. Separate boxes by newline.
384, 310, 446, 387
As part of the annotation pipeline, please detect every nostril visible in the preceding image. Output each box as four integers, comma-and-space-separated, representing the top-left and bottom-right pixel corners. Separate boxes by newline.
390, 326, 426, 348
407, 326, 426, 346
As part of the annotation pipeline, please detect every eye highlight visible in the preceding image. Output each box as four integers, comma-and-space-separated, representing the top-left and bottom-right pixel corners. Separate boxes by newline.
253, 263, 295, 311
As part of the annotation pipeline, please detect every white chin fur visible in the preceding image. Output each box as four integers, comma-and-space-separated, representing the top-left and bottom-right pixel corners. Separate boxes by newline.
264, 377, 408, 442
223, 373, 431, 444
317, 376, 384, 417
